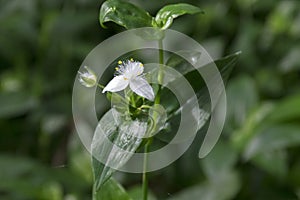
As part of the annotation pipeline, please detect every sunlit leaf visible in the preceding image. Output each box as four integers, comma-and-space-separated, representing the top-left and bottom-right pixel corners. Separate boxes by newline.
155, 3, 204, 30
99, 0, 153, 29
91, 109, 148, 190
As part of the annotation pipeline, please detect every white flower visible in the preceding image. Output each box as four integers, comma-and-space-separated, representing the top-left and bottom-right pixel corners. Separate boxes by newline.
102, 59, 155, 101
78, 66, 97, 88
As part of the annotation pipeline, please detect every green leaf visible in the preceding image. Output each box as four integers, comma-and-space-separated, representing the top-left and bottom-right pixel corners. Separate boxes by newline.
289, 161, 300, 187
167, 51, 241, 112
0, 92, 37, 118
99, 0, 153, 29
93, 178, 132, 200
252, 150, 288, 178
231, 103, 274, 151
244, 124, 300, 159
155, 3, 204, 30
0, 154, 86, 199
69, 138, 93, 184
92, 109, 148, 190
128, 186, 157, 200
108, 92, 130, 114
265, 94, 300, 123
226, 75, 259, 129
165, 50, 202, 74
201, 141, 238, 180
168, 171, 240, 200
232, 94, 300, 151
279, 47, 300, 72
134, 27, 165, 41
157, 52, 241, 142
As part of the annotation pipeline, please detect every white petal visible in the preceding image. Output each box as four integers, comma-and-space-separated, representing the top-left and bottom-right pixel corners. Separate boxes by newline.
129, 77, 154, 101
102, 75, 129, 93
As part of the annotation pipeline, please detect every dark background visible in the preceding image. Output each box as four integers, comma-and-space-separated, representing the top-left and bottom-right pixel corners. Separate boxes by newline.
1, 0, 300, 199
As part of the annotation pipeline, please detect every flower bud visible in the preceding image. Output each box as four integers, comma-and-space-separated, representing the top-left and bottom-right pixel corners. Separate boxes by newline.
78, 66, 97, 88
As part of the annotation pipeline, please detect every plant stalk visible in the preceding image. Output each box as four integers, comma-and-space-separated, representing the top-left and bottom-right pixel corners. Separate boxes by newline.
155, 38, 164, 104
142, 38, 164, 200
142, 139, 151, 200
92, 184, 97, 200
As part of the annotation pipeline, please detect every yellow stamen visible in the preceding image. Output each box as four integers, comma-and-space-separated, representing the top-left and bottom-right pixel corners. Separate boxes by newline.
124, 77, 128, 80
118, 60, 122, 64
139, 63, 143, 67
115, 67, 119, 71
130, 58, 134, 61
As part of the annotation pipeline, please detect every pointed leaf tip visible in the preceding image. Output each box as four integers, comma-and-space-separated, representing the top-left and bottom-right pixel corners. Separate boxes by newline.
99, 0, 153, 29
155, 3, 204, 30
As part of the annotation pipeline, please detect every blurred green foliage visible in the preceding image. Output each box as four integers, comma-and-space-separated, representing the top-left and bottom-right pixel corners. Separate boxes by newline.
0, 0, 300, 199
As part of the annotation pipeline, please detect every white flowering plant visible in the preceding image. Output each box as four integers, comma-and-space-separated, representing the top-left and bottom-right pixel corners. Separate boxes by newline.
102, 59, 155, 101
78, 0, 240, 199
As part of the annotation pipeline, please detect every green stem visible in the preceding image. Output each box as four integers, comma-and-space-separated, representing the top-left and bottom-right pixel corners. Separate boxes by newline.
139, 105, 152, 110
142, 139, 151, 200
131, 95, 136, 107
92, 184, 97, 200
155, 38, 164, 104
158, 39, 164, 67
142, 37, 165, 200
97, 83, 105, 89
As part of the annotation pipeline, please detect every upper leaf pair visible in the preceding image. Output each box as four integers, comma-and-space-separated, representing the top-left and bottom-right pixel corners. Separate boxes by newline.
100, 0, 204, 30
